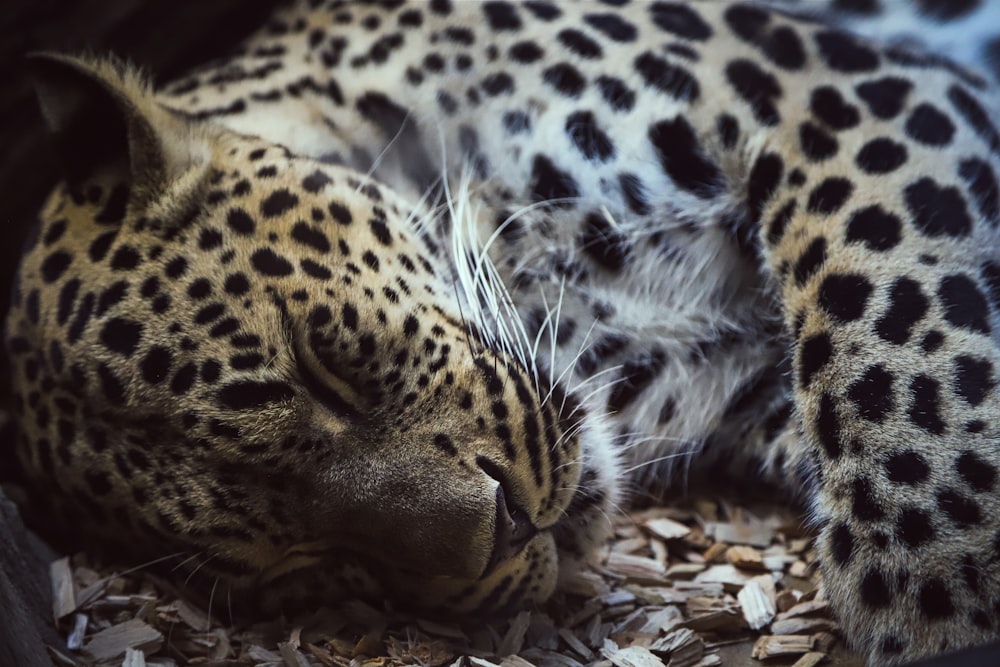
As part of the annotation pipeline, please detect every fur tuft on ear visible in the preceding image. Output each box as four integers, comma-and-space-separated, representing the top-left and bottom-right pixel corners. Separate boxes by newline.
27, 53, 211, 218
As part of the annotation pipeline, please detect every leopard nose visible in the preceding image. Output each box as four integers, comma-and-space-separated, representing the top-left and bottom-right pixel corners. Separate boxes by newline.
487, 480, 536, 573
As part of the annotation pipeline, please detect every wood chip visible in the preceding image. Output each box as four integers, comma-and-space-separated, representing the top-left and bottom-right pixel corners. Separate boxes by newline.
770, 617, 837, 635
602, 644, 667, 667
644, 518, 691, 542
791, 652, 827, 667
557, 628, 594, 661
725, 546, 766, 572
737, 578, 776, 630
776, 599, 830, 620
279, 641, 312, 667
66, 612, 88, 650
83, 618, 163, 662
606, 552, 667, 582
750, 635, 815, 660
51, 556, 76, 620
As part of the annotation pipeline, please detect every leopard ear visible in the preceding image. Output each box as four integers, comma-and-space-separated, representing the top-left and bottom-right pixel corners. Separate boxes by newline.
27, 53, 209, 215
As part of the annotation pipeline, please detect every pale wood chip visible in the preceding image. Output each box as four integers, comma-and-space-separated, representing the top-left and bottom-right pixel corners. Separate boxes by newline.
693, 564, 754, 591
66, 612, 88, 650
122, 647, 146, 667
51, 556, 76, 620
561, 569, 612, 597
498, 611, 532, 656
750, 635, 815, 659
704, 520, 773, 549
500, 656, 538, 667
776, 599, 830, 620
737, 578, 776, 630
644, 518, 691, 541
278, 641, 312, 667
601, 643, 667, 667
791, 652, 827, 667
606, 552, 667, 582
520, 647, 586, 667
789, 560, 810, 577
558, 627, 595, 660
649, 539, 668, 566
696, 655, 722, 666
602, 589, 638, 607
612, 536, 650, 554
770, 617, 837, 635
726, 546, 767, 572
83, 618, 164, 662
639, 606, 684, 634
468, 657, 502, 667
665, 563, 706, 580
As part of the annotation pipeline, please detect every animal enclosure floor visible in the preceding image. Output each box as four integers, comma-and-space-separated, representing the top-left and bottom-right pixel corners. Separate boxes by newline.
45, 501, 862, 666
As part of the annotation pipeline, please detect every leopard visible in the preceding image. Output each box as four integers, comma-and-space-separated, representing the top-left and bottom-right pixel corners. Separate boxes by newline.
6, 1, 1000, 664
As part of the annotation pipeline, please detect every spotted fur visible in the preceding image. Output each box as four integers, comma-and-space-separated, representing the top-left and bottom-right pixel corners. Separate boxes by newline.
7, 2, 1000, 664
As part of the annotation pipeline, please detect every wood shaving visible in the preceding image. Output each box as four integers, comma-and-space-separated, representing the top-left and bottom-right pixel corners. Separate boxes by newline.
44, 503, 860, 666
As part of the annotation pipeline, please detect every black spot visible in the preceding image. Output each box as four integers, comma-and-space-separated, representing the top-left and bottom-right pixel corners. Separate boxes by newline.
959, 158, 999, 223
251, 248, 295, 276
482, 1, 521, 30
558, 29, 602, 59
725, 59, 781, 125
580, 211, 630, 271
747, 152, 784, 223
170, 362, 197, 395
648, 116, 724, 198
855, 77, 912, 120
800, 333, 833, 389
848, 364, 894, 423
328, 201, 353, 225
260, 189, 299, 217
917, 0, 982, 21
218, 380, 295, 409
224, 273, 250, 296
819, 273, 872, 322
607, 350, 667, 413
956, 451, 997, 492
799, 122, 838, 161
529, 155, 580, 204
566, 111, 615, 162
908, 375, 945, 435
88, 231, 117, 263
110, 246, 141, 271
816, 393, 842, 459
830, 523, 854, 566
937, 488, 982, 527
634, 52, 699, 101
815, 30, 879, 72
596, 76, 635, 112
897, 507, 935, 547
905, 103, 956, 146
482, 72, 514, 96
938, 274, 990, 334
140, 347, 172, 385
876, 278, 929, 345
807, 178, 853, 214
852, 476, 884, 520
433, 433, 458, 456
583, 12, 637, 42
648, 2, 712, 41
96, 280, 129, 315
856, 138, 907, 174
845, 205, 902, 252
618, 173, 651, 215
793, 237, 826, 287
99, 318, 143, 357
40, 251, 72, 283
301, 259, 332, 280
523, 1, 560, 20
918, 578, 955, 621
291, 222, 331, 253
509, 40, 544, 63
860, 569, 892, 607
302, 170, 332, 193
948, 84, 1000, 152
811, 86, 860, 130
97, 363, 126, 405
43, 219, 67, 246
502, 110, 532, 134
953, 355, 995, 406
921, 330, 945, 354
543, 62, 586, 97
164, 256, 187, 279
717, 114, 740, 149
886, 451, 930, 485
905, 178, 973, 238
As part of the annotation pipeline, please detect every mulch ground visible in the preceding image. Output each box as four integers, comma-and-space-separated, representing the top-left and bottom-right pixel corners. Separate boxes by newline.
46, 501, 859, 667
